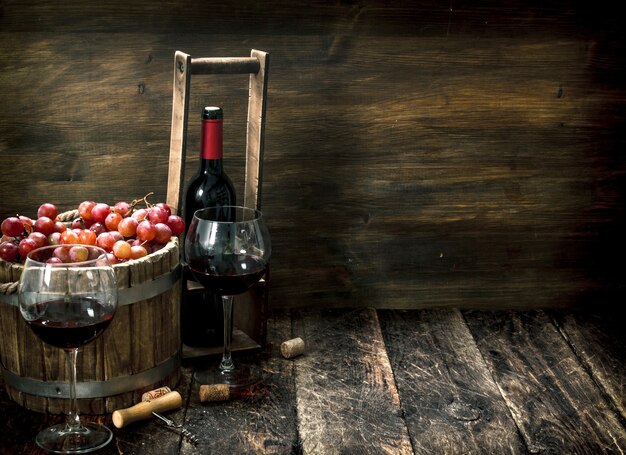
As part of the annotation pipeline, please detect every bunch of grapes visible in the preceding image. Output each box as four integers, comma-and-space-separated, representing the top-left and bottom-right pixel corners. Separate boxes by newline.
0, 194, 185, 264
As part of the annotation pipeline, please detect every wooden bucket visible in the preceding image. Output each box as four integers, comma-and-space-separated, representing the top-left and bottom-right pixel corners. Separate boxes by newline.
0, 212, 181, 414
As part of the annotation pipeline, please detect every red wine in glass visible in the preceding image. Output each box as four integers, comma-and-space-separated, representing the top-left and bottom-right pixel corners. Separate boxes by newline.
185, 205, 271, 388
18, 244, 118, 454
26, 297, 113, 349
189, 254, 266, 296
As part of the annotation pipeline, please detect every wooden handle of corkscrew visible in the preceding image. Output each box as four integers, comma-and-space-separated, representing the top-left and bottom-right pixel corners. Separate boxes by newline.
112, 391, 182, 428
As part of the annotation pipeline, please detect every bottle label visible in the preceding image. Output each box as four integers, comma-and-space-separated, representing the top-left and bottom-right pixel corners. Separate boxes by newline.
201, 119, 223, 160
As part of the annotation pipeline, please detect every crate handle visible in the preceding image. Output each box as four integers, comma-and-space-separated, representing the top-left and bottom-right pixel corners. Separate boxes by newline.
166, 50, 270, 216
190, 57, 260, 75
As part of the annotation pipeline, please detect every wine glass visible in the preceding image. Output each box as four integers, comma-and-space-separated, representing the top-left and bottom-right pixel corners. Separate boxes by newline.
18, 244, 118, 454
185, 205, 271, 387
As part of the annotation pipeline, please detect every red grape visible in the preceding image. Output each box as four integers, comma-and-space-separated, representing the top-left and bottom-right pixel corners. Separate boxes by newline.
69, 245, 89, 262
132, 208, 148, 222
112, 240, 131, 259
96, 232, 116, 252
148, 206, 169, 224
118, 217, 138, 238
19, 215, 34, 231
54, 221, 67, 233
167, 215, 185, 236
0, 241, 19, 262
105, 212, 123, 231
130, 244, 148, 260
34, 217, 55, 236
60, 230, 79, 245
78, 201, 96, 220
89, 222, 106, 236
47, 232, 62, 245
53, 246, 71, 262
154, 223, 172, 244
1, 217, 24, 237
155, 203, 172, 217
72, 218, 84, 229
28, 232, 47, 248
91, 203, 111, 223
37, 203, 58, 220
78, 229, 97, 246
136, 220, 156, 242
46, 257, 63, 264
113, 201, 131, 217
18, 238, 38, 258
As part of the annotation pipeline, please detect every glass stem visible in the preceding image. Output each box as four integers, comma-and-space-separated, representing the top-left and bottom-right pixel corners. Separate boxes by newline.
219, 295, 234, 372
65, 348, 81, 431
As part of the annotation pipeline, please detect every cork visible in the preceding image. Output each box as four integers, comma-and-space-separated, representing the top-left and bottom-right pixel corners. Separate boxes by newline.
281, 337, 305, 359
141, 386, 172, 402
199, 384, 231, 402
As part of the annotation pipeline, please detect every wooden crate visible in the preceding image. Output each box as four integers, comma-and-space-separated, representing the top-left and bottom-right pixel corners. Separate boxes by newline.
165, 50, 270, 358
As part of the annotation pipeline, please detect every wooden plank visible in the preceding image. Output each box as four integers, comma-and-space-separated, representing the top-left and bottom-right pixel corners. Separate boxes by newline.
104, 263, 133, 412
550, 308, 626, 422
464, 310, 626, 453
1, 1, 625, 314
0, 371, 48, 454
244, 49, 269, 211
293, 308, 413, 454
180, 308, 298, 454
166, 51, 191, 215
0, 0, 615, 37
379, 309, 526, 453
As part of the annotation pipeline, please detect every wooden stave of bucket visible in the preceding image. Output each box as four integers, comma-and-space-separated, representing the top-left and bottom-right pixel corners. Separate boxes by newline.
0, 225, 181, 414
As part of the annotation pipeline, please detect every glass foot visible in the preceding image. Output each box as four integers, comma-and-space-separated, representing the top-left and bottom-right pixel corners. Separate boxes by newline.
194, 362, 262, 389
35, 422, 113, 454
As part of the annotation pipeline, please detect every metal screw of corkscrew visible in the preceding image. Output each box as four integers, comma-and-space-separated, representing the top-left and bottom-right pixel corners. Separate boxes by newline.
152, 412, 199, 445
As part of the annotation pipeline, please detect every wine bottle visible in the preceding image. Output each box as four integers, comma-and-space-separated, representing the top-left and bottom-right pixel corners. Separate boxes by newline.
181, 106, 236, 347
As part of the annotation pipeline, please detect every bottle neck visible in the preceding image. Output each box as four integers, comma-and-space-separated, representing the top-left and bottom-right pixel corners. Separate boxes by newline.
200, 118, 223, 161
199, 157, 223, 174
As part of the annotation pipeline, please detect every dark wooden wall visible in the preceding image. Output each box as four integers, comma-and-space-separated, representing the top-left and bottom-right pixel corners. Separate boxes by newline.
1, 1, 624, 310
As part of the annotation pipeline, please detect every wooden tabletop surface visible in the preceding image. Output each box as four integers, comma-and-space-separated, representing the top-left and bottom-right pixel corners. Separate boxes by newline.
1, 307, 625, 454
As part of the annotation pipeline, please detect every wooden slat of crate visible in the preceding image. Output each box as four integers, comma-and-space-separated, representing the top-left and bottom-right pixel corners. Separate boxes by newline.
464, 310, 626, 453
167, 50, 270, 356
379, 309, 526, 453
293, 307, 413, 454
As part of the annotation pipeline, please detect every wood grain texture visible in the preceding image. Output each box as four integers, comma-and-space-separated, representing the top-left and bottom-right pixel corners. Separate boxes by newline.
1, 308, 625, 453
464, 310, 626, 453
293, 308, 413, 454
379, 309, 526, 454
0, 244, 182, 415
550, 308, 626, 422
1, 0, 625, 310
181, 309, 299, 454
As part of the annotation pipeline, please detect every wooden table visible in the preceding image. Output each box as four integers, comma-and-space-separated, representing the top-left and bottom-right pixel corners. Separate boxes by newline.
1, 307, 625, 454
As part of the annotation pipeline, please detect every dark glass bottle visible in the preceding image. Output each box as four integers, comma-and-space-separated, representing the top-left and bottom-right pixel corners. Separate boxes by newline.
181, 106, 236, 347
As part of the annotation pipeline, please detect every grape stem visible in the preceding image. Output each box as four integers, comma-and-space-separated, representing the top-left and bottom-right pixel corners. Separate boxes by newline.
127, 192, 155, 217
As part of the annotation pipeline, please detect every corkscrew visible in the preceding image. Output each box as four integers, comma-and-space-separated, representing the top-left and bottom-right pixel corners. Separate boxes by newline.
111, 389, 198, 444
152, 411, 199, 445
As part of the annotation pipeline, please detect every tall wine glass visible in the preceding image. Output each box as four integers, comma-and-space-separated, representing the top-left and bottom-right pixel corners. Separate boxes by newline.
185, 206, 271, 387
18, 244, 118, 454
